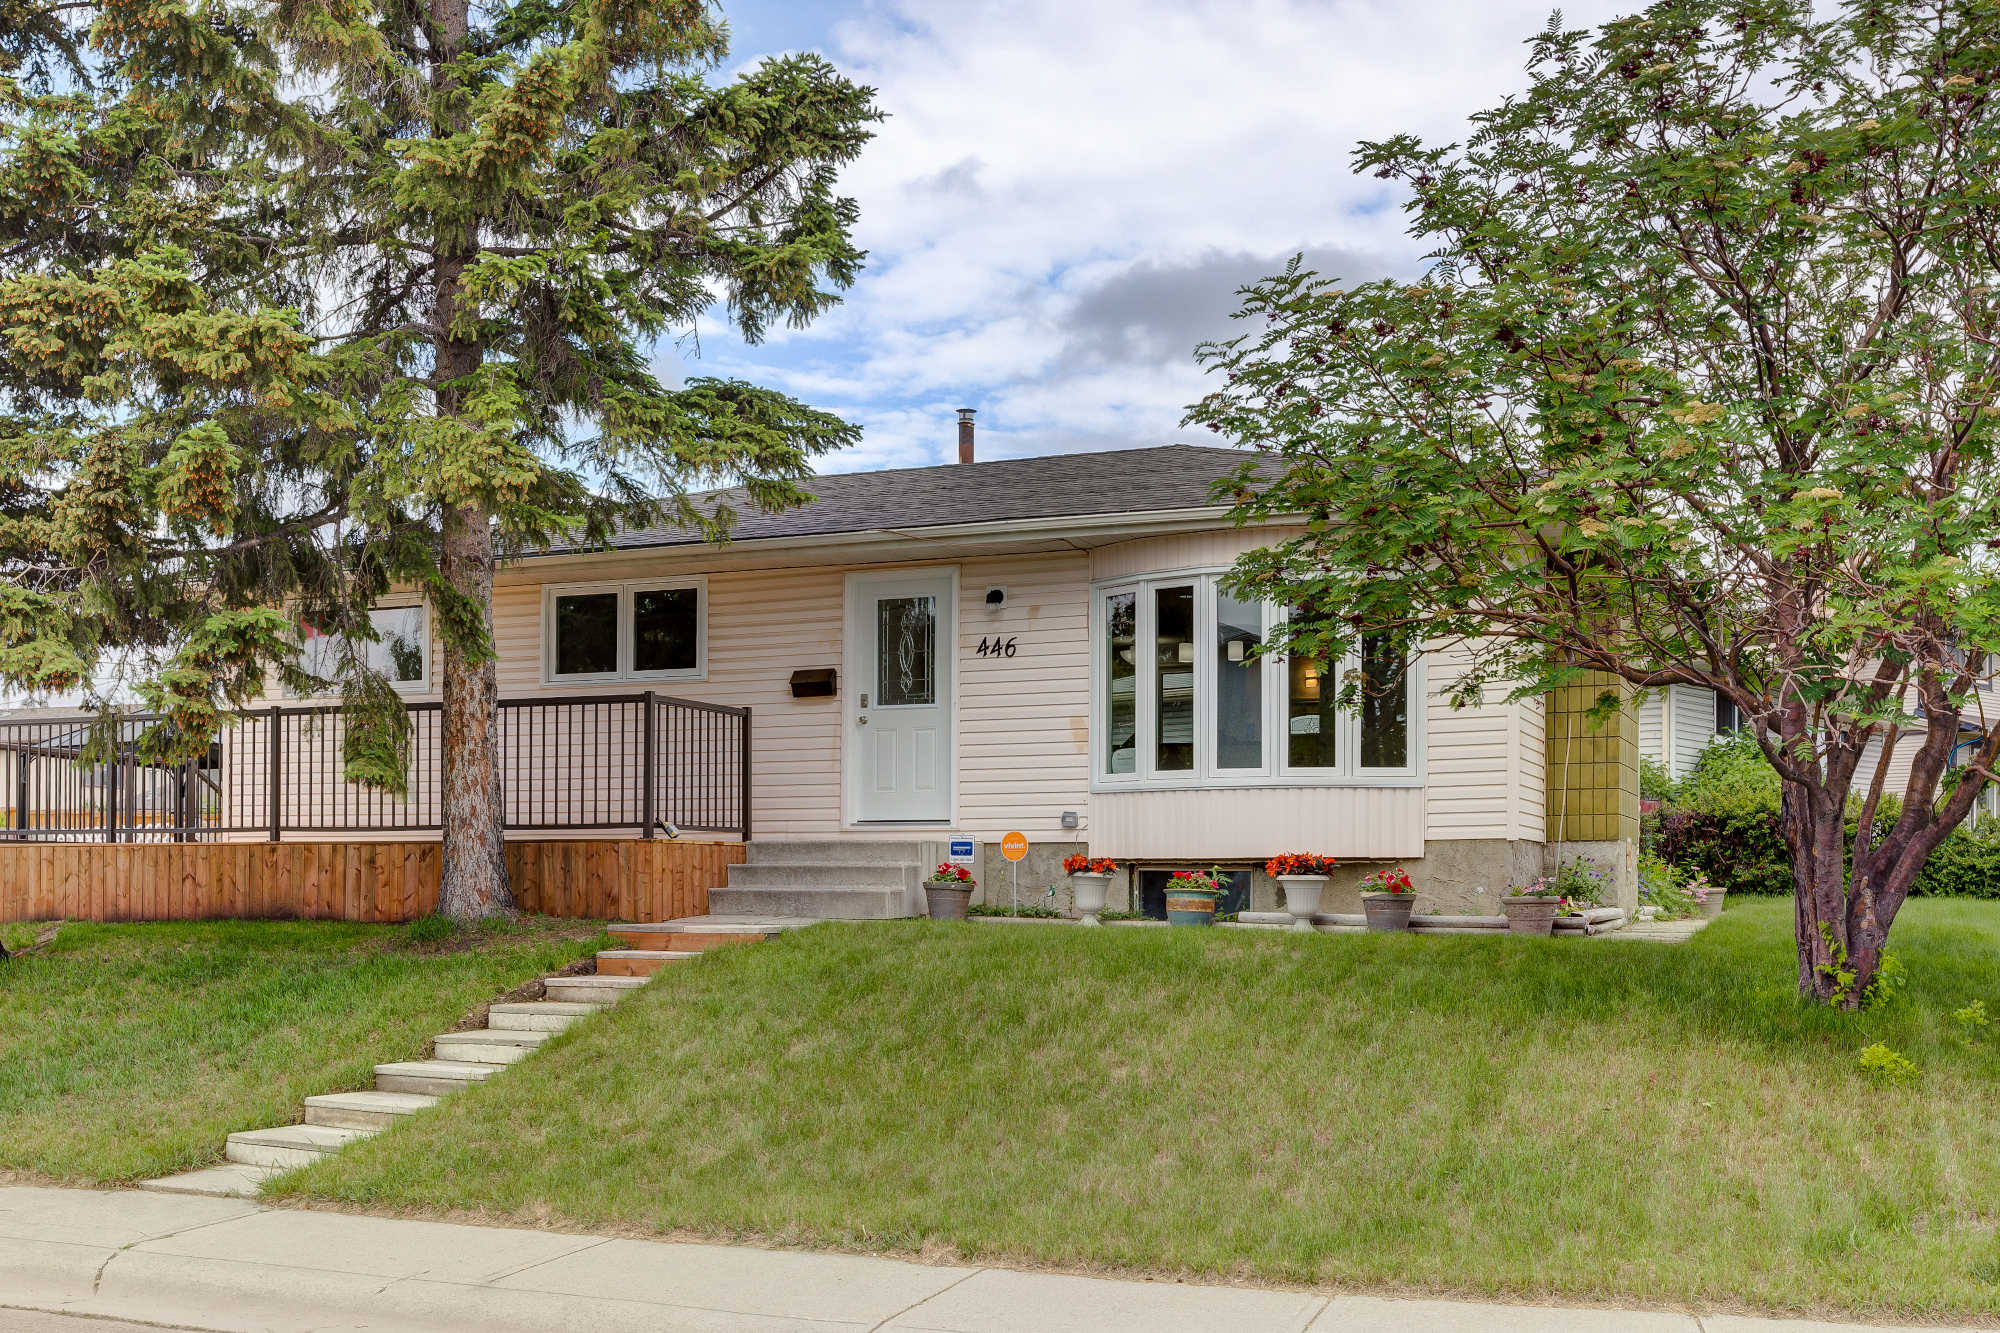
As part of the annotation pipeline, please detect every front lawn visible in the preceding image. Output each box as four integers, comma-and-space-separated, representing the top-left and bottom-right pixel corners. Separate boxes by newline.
275, 901, 2000, 1320
0, 917, 606, 1182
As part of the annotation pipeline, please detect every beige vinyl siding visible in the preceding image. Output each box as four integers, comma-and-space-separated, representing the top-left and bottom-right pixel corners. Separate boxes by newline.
1091, 786, 1424, 860
1511, 690, 1546, 840
1424, 642, 1539, 841
955, 553, 1092, 839
1090, 525, 1304, 582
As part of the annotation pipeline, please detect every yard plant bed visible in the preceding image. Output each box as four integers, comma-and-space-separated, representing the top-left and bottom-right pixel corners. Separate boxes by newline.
0, 917, 607, 1182
275, 900, 2000, 1320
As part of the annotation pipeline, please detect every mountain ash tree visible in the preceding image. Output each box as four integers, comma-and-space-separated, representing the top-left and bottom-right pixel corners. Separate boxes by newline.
1189, 0, 2000, 1004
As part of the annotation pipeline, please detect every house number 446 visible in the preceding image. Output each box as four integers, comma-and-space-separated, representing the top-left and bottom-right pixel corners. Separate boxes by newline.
975, 636, 1018, 658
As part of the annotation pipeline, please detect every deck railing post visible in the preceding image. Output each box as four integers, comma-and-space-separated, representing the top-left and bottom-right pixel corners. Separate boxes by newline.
641, 691, 657, 838
14, 753, 28, 840
267, 705, 282, 842
103, 751, 118, 844
739, 707, 753, 844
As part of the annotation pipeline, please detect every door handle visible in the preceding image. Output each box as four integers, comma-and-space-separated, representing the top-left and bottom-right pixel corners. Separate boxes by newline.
857, 715, 869, 726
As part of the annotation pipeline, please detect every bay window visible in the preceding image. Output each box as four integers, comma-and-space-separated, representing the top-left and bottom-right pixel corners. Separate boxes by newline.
543, 577, 706, 683
1093, 571, 1419, 788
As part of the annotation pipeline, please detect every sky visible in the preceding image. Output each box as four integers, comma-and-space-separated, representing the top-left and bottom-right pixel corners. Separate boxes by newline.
677, 0, 1631, 474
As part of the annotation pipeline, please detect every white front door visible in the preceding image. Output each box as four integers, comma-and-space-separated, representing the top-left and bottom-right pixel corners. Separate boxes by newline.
848, 569, 955, 823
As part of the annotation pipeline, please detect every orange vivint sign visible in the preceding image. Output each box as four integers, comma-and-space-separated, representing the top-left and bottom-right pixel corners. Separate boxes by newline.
1000, 831, 1029, 862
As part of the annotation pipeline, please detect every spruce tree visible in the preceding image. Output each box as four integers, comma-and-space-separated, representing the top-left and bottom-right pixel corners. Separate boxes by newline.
0, 0, 876, 917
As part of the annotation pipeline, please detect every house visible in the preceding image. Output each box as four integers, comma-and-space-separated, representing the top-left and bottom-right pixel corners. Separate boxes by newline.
2, 419, 1652, 919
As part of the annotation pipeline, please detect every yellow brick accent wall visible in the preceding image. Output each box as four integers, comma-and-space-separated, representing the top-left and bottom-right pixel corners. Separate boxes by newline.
1543, 673, 1640, 843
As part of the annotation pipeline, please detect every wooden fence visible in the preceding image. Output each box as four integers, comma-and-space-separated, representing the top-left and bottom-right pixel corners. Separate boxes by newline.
0, 838, 745, 925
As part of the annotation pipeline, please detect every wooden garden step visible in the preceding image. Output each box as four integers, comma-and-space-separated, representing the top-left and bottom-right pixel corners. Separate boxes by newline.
595, 948, 699, 977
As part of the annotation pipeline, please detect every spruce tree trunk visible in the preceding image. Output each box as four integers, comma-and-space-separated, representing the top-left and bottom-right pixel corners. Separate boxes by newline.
429, 0, 510, 921
437, 502, 513, 920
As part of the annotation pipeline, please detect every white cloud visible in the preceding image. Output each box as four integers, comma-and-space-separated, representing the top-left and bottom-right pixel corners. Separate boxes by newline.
690, 0, 1631, 473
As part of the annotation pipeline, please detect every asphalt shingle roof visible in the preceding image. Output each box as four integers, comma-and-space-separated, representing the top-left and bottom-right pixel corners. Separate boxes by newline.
535, 444, 1258, 556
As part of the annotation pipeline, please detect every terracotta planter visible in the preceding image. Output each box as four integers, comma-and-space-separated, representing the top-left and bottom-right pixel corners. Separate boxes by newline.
1276, 875, 1327, 932
1070, 872, 1113, 926
1502, 895, 1559, 936
925, 883, 974, 920
1361, 891, 1416, 932
1699, 889, 1727, 920
1165, 885, 1223, 927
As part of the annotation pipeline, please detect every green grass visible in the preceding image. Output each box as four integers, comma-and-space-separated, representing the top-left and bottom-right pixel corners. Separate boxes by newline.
0, 917, 608, 1182
273, 901, 2000, 1319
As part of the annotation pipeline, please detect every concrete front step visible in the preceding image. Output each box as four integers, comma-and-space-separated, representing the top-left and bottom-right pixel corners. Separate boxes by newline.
709, 885, 909, 920
139, 1162, 281, 1198
226, 1123, 374, 1169
489, 999, 601, 1031
744, 838, 933, 865
725, 861, 915, 891
374, 1058, 503, 1096
545, 974, 650, 1004
304, 1090, 440, 1131
595, 948, 702, 977
433, 1027, 551, 1066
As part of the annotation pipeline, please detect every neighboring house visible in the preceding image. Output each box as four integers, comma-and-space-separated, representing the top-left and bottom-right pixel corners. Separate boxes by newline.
1637, 684, 1735, 783
2, 422, 1651, 917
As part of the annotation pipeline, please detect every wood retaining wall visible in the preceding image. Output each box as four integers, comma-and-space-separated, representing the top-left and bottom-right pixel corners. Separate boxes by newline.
0, 838, 744, 924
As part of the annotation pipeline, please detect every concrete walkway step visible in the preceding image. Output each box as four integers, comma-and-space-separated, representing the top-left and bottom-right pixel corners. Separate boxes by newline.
595, 948, 700, 976
432, 1028, 551, 1066
726, 861, 914, 890
544, 974, 649, 1004
137, 1162, 280, 1198
373, 1058, 502, 1095
303, 1090, 439, 1131
488, 999, 600, 1030
708, 885, 908, 919
225, 1123, 373, 1169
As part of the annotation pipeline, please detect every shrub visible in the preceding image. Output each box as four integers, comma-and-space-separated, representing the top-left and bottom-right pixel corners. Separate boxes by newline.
1858, 1042, 1919, 1084
1672, 730, 1781, 816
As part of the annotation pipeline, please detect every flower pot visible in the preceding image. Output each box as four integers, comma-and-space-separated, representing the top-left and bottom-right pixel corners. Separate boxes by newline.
1164, 885, 1223, 927
925, 884, 974, 920
1361, 891, 1415, 932
1502, 895, 1559, 936
1070, 871, 1113, 926
1276, 875, 1327, 932
1699, 889, 1727, 920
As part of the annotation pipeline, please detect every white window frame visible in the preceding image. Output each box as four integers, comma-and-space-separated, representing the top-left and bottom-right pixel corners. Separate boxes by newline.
292, 595, 431, 696
541, 576, 707, 685
1090, 567, 1423, 792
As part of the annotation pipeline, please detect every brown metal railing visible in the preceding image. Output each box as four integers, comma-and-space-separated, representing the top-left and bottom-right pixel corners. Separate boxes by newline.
0, 692, 751, 843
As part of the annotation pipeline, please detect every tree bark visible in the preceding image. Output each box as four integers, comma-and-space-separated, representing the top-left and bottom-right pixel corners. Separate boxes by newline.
436, 502, 512, 919
429, 0, 510, 921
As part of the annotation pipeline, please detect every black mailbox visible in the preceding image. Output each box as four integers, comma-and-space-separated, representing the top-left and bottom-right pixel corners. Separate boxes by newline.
790, 667, 838, 699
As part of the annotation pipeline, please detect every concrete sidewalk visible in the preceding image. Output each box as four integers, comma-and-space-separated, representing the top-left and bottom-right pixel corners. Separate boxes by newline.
0, 1185, 1957, 1333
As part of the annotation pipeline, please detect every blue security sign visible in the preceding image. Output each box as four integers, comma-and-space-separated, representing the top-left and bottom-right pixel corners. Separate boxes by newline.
947, 838, 976, 867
